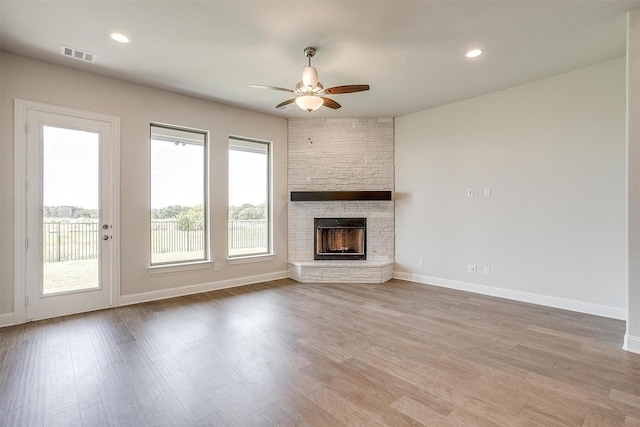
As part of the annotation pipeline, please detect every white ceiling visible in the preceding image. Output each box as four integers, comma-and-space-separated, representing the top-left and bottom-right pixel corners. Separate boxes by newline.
1, 1, 639, 118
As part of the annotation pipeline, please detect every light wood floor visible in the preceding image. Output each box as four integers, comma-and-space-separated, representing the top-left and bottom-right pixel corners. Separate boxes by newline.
1, 278, 639, 426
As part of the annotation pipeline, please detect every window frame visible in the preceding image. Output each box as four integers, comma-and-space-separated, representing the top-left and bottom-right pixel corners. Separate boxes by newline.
149, 122, 210, 267
227, 135, 272, 260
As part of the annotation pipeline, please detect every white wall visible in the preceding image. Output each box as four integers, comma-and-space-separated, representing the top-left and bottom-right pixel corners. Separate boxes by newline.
395, 58, 626, 319
626, 9, 640, 352
0, 53, 288, 320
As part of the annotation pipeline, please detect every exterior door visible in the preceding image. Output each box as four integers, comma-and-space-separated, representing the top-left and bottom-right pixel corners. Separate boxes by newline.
17, 101, 119, 321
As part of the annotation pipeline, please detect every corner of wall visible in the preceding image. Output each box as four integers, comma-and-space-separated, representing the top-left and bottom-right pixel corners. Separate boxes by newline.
624, 334, 640, 354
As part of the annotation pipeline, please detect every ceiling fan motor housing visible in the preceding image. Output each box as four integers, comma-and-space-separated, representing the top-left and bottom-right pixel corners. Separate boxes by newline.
302, 47, 319, 88
302, 66, 319, 88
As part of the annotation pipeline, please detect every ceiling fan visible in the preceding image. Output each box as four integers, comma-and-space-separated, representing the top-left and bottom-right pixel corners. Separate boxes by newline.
250, 47, 370, 112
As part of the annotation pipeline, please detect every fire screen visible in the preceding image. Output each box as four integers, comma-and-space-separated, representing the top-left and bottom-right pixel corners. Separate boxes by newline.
314, 218, 366, 260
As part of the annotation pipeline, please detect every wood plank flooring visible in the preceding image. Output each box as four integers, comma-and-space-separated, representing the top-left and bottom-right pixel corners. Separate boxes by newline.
1, 278, 639, 426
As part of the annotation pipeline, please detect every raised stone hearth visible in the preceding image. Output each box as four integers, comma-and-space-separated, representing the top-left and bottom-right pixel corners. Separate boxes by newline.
288, 118, 394, 284
289, 260, 394, 284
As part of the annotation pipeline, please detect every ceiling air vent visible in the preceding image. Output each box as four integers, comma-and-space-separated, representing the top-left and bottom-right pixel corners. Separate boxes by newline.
60, 45, 96, 63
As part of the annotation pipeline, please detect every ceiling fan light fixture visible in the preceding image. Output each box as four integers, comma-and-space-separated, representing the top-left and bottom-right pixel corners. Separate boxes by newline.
302, 66, 318, 88
295, 95, 323, 112
250, 46, 369, 112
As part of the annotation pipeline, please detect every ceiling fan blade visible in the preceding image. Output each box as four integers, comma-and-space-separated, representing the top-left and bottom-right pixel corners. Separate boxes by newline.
249, 84, 294, 93
321, 97, 342, 109
323, 85, 370, 95
275, 98, 297, 109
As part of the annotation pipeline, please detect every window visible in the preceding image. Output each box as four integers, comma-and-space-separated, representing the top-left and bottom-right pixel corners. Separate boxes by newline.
150, 124, 208, 265
228, 137, 271, 258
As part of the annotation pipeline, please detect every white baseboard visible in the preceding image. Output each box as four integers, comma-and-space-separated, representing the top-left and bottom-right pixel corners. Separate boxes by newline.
393, 272, 626, 320
119, 270, 289, 306
624, 334, 640, 354
0, 312, 15, 328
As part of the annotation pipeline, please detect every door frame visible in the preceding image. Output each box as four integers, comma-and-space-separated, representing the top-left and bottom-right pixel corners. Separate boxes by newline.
14, 99, 120, 324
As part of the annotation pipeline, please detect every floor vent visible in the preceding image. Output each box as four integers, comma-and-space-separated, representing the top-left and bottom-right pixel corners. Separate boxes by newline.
61, 45, 96, 63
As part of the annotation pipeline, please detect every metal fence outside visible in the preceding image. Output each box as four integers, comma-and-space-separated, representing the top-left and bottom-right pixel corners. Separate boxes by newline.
43, 222, 100, 262
151, 220, 205, 255
228, 219, 268, 251
43, 219, 268, 263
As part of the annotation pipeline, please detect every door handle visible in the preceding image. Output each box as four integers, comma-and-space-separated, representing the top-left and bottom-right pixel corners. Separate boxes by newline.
102, 235, 110, 241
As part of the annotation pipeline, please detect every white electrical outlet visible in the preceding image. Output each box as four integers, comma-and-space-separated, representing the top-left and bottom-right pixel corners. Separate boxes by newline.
483, 266, 490, 275
467, 265, 477, 274
467, 188, 474, 197
214, 263, 220, 272
418, 258, 424, 266
484, 187, 491, 196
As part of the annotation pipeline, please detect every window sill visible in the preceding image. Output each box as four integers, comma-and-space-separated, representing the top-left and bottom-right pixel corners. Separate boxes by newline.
148, 260, 213, 275
227, 254, 275, 265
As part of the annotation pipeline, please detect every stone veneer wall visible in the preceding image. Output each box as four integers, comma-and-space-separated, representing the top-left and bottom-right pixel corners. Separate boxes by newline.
288, 118, 395, 264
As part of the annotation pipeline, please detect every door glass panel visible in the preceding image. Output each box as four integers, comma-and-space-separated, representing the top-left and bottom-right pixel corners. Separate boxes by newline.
42, 126, 100, 295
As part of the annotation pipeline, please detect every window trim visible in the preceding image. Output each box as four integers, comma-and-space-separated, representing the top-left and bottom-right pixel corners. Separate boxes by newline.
148, 260, 213, 275
149, 122, 210, 267
226, 254, 275, 265
228, 135, 272, 259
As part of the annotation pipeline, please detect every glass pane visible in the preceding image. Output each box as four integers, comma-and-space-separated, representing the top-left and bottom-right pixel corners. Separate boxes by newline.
150, 125, 207, 264
228, 139, 269, 257
42, 126, 100, 295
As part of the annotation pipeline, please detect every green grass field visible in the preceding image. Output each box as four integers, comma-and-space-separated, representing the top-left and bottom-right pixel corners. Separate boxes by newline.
43, 259, 99, 294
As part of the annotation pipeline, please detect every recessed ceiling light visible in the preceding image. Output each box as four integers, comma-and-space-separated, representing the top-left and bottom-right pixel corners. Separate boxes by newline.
466, 49, 482, 58
110, 33, 129, 43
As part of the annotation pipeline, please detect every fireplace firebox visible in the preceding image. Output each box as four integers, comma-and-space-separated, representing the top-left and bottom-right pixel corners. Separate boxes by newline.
314, 218, 366, 260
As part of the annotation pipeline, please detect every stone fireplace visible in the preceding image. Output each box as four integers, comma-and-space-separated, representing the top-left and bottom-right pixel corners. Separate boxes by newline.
288, 118, 394, 283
